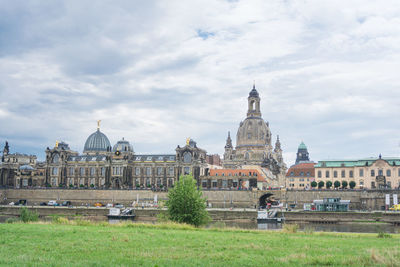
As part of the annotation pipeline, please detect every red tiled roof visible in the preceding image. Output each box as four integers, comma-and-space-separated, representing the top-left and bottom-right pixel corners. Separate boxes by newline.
286, 163, 315, 177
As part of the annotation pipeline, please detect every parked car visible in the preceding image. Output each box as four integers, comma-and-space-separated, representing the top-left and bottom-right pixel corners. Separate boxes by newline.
8, 202, 15, 206
94, 202, 103, 207
47, 200, 59, 206
106, 203, 113, 208
62, 201, 72, 207
114, 203, 124, 209
39, 202, 47, 206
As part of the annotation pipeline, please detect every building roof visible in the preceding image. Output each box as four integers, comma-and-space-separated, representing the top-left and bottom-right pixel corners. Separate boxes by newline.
286, 162, 315, 177
315, 157, 400, 168
298, 141, 307, 150
83, 129, 111, 153
133, 155, 176, 162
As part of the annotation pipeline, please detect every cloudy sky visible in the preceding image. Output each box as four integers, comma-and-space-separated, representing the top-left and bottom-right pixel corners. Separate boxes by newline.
1, 0, 400, 165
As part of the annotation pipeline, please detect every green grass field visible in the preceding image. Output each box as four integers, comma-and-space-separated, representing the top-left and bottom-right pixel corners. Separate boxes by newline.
0, 221, 399, 266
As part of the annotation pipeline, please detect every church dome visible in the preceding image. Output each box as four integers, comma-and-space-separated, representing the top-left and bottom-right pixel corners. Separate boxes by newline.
83, 129, 111, 154
298, 141, 307, 150
236, 117, 271, 148
113, 138, 134, 153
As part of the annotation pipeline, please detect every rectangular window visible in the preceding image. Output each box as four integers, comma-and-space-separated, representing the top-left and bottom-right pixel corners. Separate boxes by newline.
212, 180, 218, 188
202, 181, 207, 188
371, 170, 375, 177
318, 171, 321, 178
378, 170, 383, 176
386, 170, 391, 177
101, 167, 105, 176
146, 167, 151, 176
222, 180, 227, 188
325, 171, 330, 178
135, 167, 140, 176
69, 167, 74, 175
341, 170, 345, 178
333, 171, 337, 178
349, 171, 353, 178
169, 167, 174, 176
90, 167, 95, 176
52, 167, 58, 175
359, 169, 364, 177
157, 167, 163, 176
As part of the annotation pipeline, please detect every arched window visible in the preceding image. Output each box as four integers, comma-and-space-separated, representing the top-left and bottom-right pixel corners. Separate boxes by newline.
52, 154, 59, 163
183, 152, 192, 163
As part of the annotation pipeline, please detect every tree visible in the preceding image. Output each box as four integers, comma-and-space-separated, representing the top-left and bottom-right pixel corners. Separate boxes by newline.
318, 181, 324, 189
326, 181, 332, 189
311, 181, 317, 188
334, 181, 340, 188
349, 181, 356, 189
342, 181, 348, 189
166, 175, 210, 227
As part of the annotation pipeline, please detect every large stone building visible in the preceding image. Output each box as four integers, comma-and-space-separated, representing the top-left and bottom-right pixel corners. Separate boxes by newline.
221, 85, 287, 187
1, 123, 209, 189
315, 156, 400, 189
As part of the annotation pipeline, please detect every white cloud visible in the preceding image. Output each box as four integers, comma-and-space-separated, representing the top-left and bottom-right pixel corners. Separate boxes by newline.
0, 1, 400, 164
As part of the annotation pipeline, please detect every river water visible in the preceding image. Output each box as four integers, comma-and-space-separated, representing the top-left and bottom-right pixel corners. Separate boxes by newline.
218, 221, 400, 233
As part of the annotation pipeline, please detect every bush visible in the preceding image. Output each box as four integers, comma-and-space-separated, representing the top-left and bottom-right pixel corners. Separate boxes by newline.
283, 224, 298, 233
341, 181, 348, 189
52, 216, 70, 224
166, 175, 210, 227
90, 184, 94, 188
326, 181, 332, 189
349, 181, 356, 189
5, 217, 18, 224
69, 184, 74, 188
377, 231, 392, 238
58, 184, 63, 188
318, 181, 324, 189
80, 184, 84, 188
311, 181, 317, 188
20, 207, 39, 223
334, 181, 340, 188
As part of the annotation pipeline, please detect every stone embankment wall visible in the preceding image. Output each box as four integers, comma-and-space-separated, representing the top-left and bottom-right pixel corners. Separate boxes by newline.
1, 188, 399, 210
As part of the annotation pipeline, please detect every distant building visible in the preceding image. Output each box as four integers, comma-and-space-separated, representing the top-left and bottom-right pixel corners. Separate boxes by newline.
295, 141, 313, 165
286, 163, 316, 189
206, 154, 222, 166
222, 84, 287, 187
315, 156, 400, 189
200, 169, 266, 190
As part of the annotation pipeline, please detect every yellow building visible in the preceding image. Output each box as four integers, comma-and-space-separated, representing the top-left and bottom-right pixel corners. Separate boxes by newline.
315, 156, 400, 189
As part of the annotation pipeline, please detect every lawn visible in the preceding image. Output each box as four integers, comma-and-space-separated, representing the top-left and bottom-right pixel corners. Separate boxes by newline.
0, 222, 399, 266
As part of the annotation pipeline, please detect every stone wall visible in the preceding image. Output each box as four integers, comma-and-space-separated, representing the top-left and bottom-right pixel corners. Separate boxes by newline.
1, 188, 399, 210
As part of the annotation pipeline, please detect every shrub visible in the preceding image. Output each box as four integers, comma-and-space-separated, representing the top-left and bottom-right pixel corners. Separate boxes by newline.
334, 181, 340, 188
342, 181, 348, 189
326, 181, 332, 189
377, 231, 392, 238
6, 217, 18, 224
90, 184, 95, 188
52, 216, 70, 224
58, 184, 63, 188
166, 175, 210, 227
311, 181, 317, 188
69, 184, 74, 188
136, 184, 140, 188
80, 184, 84, 188
349, 181, 356, 189
283, 224, 298, 233
318, 181, 324, 188
20, 207, 39, 223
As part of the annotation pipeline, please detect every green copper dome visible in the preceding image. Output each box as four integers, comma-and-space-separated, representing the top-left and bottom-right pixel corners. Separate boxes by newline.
298, 141, 307, 150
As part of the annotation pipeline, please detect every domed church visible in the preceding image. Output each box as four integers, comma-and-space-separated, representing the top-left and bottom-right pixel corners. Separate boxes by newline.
223, 84, 287, 186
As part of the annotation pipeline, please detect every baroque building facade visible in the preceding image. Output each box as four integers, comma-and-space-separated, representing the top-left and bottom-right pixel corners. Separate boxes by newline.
219, 85, 287, 188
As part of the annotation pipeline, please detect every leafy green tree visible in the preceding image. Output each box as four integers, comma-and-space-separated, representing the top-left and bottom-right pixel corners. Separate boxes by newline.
311, 181, 317, 188
166, 175, 210, 227
318, 181, 324, 189
341, 181, 348, 189
334, 181, 340, 188
326, 181, 332, 189
349, 181, 356, 189
20, 207, 39, 223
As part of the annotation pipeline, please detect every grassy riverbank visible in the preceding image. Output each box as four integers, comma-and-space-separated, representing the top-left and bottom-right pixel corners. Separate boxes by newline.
1, 221, 399, 266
